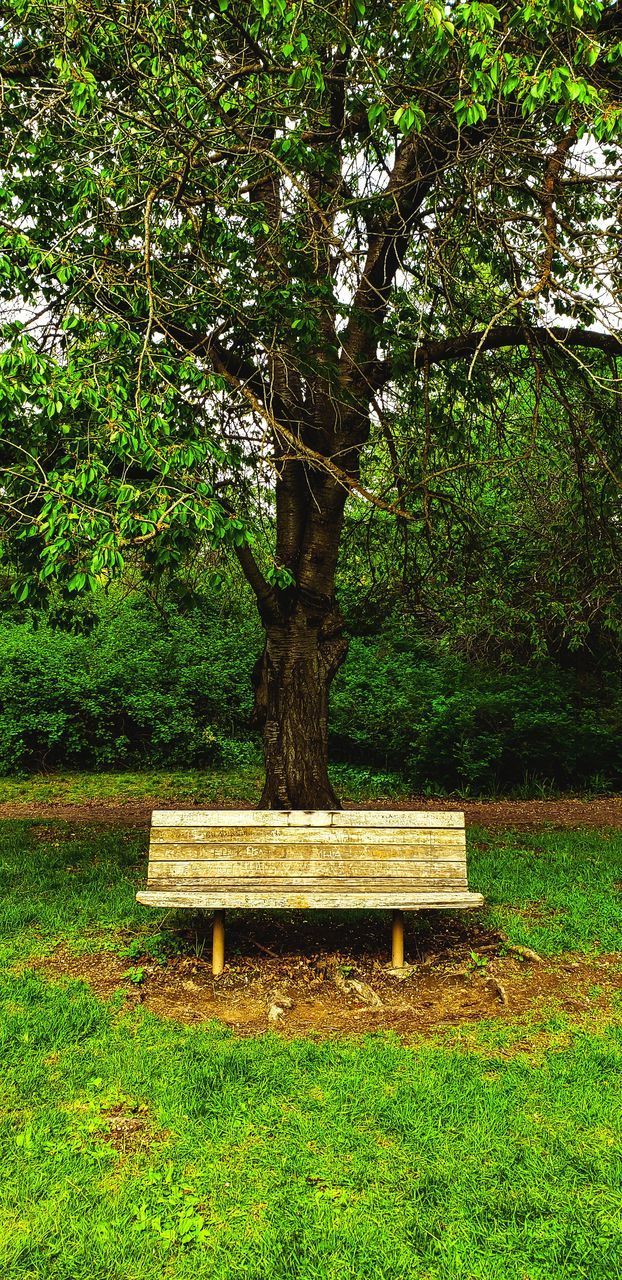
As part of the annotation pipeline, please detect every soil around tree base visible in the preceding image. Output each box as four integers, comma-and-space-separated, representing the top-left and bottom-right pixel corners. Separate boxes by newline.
31, 914, 622, 1040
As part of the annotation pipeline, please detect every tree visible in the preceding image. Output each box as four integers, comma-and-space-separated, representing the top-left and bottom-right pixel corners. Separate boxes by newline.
1, 0, 621, 806
340, 357, 622, 667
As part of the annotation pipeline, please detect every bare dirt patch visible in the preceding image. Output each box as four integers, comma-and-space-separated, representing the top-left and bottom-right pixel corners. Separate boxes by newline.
4, 795, 622, 829
101, 1105, 154, 1154
34, 913, 622, 1039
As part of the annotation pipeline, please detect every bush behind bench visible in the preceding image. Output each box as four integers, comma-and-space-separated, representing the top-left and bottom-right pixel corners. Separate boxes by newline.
1, 597, 621, 792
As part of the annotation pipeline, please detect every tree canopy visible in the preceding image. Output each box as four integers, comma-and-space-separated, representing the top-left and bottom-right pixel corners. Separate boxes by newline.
1, 0, 621, 802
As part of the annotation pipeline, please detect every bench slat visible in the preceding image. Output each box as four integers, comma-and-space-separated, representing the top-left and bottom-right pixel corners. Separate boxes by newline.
330, 811, 464, 829
148, 880, 468, 895
151, 809, 465, 829
147, 859, 467, 880
137, 888, 484, 910
150, 827, 465, 848
148, 844, 465, 865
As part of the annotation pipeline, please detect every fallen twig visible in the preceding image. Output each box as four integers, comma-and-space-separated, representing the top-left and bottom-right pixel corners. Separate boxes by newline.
506, 944, 543, 964
250, 939, 281, 958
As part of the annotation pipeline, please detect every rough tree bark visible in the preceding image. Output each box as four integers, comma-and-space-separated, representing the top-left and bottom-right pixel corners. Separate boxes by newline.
243, 459, 351, 809
252, 600, 348, 809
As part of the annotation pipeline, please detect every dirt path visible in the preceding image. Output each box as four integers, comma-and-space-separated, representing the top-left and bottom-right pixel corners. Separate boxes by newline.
2, 795, 622, 828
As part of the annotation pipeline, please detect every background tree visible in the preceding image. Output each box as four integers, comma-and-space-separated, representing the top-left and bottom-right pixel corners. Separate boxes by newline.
343, 354, 622, 662
1, 0, 621, 806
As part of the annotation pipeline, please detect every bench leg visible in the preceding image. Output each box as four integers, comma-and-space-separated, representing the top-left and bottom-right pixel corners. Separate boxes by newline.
392, 909, 405, 968
212, 910, 225, 976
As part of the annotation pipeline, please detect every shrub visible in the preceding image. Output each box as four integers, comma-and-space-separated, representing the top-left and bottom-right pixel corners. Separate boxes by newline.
0, 596, 262, 774
1, 595, 621, 792
331, 636, 622, 792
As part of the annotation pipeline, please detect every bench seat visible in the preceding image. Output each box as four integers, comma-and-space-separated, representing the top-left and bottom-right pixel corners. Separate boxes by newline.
137, 809, 484, 972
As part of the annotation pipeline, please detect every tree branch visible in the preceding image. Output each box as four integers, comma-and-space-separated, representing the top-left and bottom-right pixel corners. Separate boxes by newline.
374, 325, 622, 386
161, 319, 267, 401
233, 541, 280, 620
340, 133, 448, 374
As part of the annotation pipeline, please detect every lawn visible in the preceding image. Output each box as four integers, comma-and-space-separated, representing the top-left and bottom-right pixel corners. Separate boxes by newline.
0, 763, 408, 808
1, 808, 622, 1278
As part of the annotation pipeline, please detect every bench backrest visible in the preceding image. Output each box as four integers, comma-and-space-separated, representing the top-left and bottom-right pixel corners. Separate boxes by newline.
144, 809, 473, 909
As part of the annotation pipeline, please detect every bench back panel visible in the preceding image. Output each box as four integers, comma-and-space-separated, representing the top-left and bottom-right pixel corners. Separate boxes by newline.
145, 810, 470, 906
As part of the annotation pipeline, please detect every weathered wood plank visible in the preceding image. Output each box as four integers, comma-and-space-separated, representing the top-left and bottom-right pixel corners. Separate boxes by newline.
137, 889, 484, 909
151, 809, 465, 829
149, 879, 468, 894
151, 810, 326, 828
149, 827, 465, 848
147, 843, 465, 865
331, 811, 464, 829
147, 858, 467, 880
148, 871, 467, 886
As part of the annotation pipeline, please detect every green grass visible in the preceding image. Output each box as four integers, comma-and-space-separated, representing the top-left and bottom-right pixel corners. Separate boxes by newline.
473, 828, 622, 955
0, 823, 147, 965
0, 764, 437, 807
1, 765, 610, 808
0, 767, 265, 807
2, 818, 622, 1277
2, 970, 622, 1280
1, 762, 412, 803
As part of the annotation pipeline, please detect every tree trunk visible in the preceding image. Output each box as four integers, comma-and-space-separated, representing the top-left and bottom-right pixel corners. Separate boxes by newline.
252, 604, 348, 809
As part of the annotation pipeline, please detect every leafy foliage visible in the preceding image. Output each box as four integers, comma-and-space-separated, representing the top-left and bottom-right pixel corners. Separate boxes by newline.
332, 634, 622, 790
0, 595, 261, 775
346, 363, 622, 663
1, 0, 621, 594
1, 591, 621, 790
1, 0, 621, 801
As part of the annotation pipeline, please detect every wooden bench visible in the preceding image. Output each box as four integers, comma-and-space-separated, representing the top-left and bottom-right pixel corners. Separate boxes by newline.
137, 809, 483, 974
